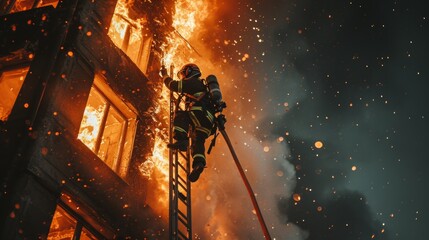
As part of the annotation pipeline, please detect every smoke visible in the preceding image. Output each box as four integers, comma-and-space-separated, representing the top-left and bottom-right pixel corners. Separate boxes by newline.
191, 125, 308, 239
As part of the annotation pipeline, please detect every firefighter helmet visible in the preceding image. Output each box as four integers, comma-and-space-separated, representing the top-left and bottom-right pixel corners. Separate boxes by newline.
177, 63, 202, 80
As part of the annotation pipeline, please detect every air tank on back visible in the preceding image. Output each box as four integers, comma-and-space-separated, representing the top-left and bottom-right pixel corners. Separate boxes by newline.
206, 75, 223, 105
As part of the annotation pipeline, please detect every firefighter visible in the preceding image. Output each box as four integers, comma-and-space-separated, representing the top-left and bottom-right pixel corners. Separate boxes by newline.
161, 63, 216, 182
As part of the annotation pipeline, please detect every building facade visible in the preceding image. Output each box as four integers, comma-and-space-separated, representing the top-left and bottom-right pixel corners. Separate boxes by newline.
0, 0, 172, 239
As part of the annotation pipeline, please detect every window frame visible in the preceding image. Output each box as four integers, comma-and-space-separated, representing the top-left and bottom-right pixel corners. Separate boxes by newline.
90, 85, 128, 172
108, 10, 153, 74
78, 74, 138, 178
48, 202, 103, 240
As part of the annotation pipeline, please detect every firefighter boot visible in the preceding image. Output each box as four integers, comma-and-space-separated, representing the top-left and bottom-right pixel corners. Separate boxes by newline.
167, 140, 188, 151
189, 162, 205, 182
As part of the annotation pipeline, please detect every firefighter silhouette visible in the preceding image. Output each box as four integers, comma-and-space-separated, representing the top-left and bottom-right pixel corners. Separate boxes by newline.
161, 63, 216, 182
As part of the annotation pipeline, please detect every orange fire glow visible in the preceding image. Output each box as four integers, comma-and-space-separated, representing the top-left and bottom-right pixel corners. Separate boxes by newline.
77, 104, 105, 151
107, 0, 152, 73
108, 0, 142, 50
162, 0, 208, 67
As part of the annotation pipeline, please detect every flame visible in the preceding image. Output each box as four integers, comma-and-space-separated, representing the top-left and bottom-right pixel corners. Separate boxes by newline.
108, 0, 141, 48
136, 0, 210, 219
162, 0, 208, 67
77, 105, 105, 151
108, 0, 150, 72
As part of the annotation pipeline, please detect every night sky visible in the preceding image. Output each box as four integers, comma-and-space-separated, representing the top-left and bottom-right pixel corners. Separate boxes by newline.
191, 0, 429, 239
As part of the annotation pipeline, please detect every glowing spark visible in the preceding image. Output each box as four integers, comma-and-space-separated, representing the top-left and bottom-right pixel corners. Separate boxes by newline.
293, 193, 301, 202
314, 141, 323, 149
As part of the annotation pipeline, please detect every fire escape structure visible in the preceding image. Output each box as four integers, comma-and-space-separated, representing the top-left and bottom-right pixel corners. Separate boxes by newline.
168, 68, 193, 240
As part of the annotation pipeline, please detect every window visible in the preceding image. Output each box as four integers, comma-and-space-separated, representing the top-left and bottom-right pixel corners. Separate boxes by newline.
107, 0, 153, 73
48, 205, 98, 240
78, 74, 137, 178
0, 66, 29, 121
4, 0, 58, 14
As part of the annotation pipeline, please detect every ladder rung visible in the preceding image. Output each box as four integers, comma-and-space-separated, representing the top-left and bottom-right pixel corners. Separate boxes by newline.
178, 151, 188, 158
178, 214, 188, 226
171, 159, 184, 168
169, 119, 192, 239
178, 209, 188, 220
177, 230, 188, 239
179, 192, 187, 202
178, 175, 188, 186
172, 179, 187, 192
178, 179, 187, 190
177, 161, 187, 172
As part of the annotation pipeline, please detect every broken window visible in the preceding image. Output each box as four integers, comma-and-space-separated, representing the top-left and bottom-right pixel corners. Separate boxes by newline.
5, 0, 58, 14
48, 205, 98, 240
78, 74, 137, 178
0, 66, 29, 122
108, 0, 153, 74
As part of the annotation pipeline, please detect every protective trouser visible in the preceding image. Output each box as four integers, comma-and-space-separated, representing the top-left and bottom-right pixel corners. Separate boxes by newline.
173, 107, 215, 168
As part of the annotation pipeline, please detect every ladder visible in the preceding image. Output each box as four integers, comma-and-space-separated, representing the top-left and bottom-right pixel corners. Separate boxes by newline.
169, 90, 192, 239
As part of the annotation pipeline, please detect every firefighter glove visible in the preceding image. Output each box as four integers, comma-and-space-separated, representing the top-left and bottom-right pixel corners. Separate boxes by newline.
160, 66, 168, 78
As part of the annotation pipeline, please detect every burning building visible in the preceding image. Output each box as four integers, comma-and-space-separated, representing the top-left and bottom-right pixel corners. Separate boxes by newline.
0, 0, 177, 239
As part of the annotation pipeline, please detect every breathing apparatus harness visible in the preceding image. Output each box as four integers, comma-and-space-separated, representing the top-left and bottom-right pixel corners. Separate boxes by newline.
174, 76, 226, 154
